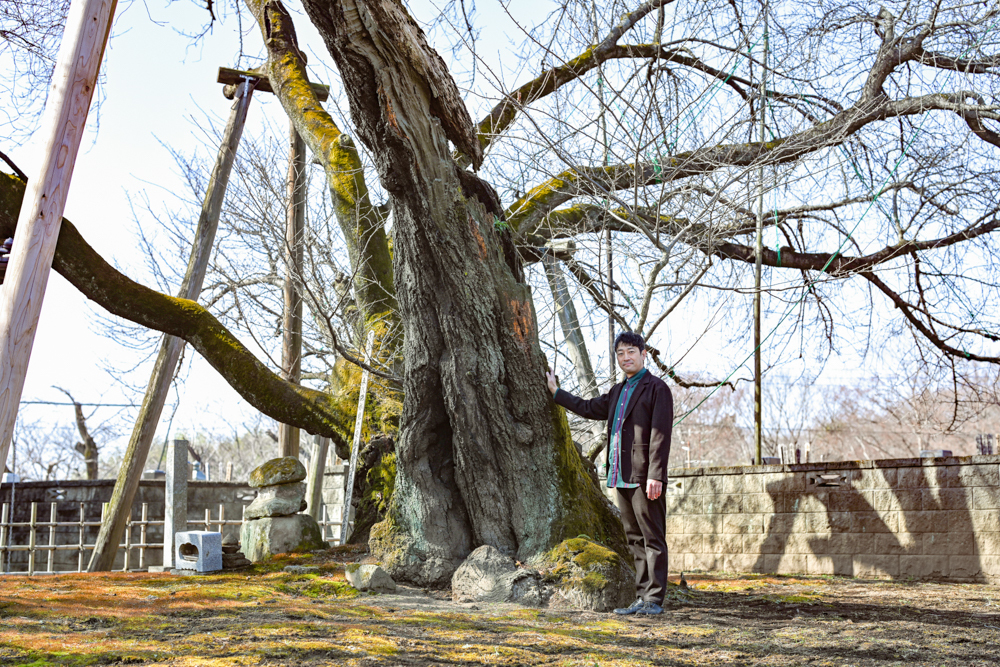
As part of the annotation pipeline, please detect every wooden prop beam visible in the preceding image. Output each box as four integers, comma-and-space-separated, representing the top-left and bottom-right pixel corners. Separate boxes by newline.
0, 0, 117, 476
279, 123, 306, 458
88, 81, 256, 571
217, 67, 330, 102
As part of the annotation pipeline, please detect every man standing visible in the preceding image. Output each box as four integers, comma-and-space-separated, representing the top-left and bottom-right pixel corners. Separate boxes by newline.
546, 332, 673, 615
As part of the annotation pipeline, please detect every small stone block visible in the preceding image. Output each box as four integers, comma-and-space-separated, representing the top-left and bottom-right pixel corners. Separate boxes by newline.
685, 552, 721, 572
742, 532, 767, 554
972, 486, 1000, 511
742, 474, 764, 494
722, 475, 744, 495
948, 555, 982, 580
928, 465, 963, 488
958, 464, 1000, 488
707, 533, 742, 554
723, 514, 762, 534
775, 553, 808, 575
719, 494, 743, 514
249, 457, 307, 487
923, 532, 977, 556
743, 493, 773, 514
667, 533, 703, 554
899, 554, 948, 579
723, 554, 757, 572
979, 556, 1000, 580
853, 554, 899, 578
897, 467, 933, 489
175, 531, 223, 573
922, 488, 971, 511
976, 532, 1000, 556
970, 510, 1000, 533
346, 563, 397, 592
873, 533, 907, 555
846, 533, 874, 556
806, 554, 852, 576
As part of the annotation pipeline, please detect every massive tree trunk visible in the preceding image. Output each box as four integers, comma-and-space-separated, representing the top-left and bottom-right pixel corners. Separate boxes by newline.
292, 0, 625, 584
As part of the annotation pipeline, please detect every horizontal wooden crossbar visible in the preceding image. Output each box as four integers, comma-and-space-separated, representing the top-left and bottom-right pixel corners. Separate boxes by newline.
217, 67, 330, 102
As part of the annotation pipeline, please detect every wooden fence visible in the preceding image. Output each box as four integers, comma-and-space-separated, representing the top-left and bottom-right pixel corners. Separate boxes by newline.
0, 500, 349, 575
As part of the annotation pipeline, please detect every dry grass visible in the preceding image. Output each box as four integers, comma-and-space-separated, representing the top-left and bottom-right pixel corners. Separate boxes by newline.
2, 549, 1000, 665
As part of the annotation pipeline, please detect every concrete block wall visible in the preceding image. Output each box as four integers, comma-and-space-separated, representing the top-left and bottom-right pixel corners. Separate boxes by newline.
664, 455, 1000, 583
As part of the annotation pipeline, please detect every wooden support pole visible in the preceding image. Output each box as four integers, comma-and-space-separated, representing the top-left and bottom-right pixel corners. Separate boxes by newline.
753, 12, 769, 466
305, 434, 329, 521
542, 252, 598, 399
279, 123, 306, 458
0, 0, 117, 477
88, 81, 255, 571
542, 251, 606, 466
340, 330, 375, 546
217, 67, 330, 102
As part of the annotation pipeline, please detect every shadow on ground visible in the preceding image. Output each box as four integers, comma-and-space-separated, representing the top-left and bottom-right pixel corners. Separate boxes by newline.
1, 550, 999, 666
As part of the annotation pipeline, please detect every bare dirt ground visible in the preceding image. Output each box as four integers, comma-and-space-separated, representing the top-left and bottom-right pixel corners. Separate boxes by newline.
2, 546, 1000, 666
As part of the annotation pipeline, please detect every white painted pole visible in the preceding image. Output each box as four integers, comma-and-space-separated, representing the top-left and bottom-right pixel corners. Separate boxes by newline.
0, 0, 118, 473
340, 331, 375, 545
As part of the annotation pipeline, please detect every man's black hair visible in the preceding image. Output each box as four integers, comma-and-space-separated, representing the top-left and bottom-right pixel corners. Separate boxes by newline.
614, 331, 645, 352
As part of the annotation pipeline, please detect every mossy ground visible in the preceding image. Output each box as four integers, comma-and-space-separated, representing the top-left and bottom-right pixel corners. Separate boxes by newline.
541, 538, 627, 594
2, 556, 999, 666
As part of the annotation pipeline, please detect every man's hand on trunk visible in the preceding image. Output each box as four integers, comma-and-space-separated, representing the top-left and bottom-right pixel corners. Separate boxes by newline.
545, 370, 558, 396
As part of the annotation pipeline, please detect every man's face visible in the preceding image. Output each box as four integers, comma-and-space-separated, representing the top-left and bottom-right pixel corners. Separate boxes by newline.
616, 344, 646, 377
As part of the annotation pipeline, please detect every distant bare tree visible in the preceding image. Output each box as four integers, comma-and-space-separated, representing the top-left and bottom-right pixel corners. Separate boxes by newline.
0, 0, 72, 142
54, 387, 100, 480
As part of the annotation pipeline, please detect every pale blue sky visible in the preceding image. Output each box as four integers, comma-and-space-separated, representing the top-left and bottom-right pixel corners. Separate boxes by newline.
7, 0, 559, 455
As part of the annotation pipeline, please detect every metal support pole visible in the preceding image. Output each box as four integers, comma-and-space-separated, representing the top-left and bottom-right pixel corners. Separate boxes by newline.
340, 331, 375, 545
306, 434, 329, 521
753, 9, 769, 466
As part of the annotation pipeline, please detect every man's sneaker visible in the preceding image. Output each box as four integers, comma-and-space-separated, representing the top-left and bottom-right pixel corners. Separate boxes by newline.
635, 601, 663, 615
613, 598, 645, 615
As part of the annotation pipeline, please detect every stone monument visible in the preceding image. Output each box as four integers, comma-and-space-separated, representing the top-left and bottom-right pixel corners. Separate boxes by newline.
240, 457, 329, 561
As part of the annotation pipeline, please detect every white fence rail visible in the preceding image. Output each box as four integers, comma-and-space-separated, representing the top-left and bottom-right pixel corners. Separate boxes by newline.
0, 501, 351, 575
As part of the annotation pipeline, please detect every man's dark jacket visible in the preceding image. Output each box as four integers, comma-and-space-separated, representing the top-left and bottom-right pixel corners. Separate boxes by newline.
554, 371, 673, 483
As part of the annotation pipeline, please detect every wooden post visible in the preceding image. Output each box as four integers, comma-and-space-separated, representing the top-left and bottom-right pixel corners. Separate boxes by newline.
47, 502, 56, 573
88, 81, 255, 571
305, 434, 329, 520
340, 331, 375, 545
0, 0, 118, 475
753, 11, 769, 467
0, 503, 8, 573
279, 123, 306, 458
28, 501, 37, 576
76, 502, 85, 572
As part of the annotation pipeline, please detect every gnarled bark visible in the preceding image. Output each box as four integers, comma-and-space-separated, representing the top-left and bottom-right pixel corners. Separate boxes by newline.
293, 0, 625, 584
246, 0, 396, 326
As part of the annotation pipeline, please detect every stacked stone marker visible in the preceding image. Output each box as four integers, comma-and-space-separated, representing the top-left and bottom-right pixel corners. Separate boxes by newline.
240, 457, 328, 561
